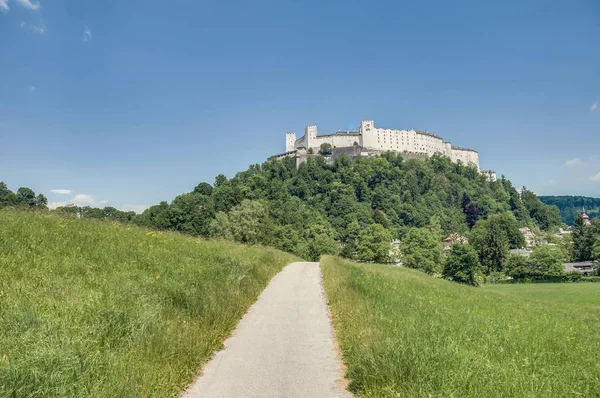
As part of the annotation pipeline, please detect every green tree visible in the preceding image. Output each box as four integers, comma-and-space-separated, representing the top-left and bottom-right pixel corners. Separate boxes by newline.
527, 245, 565, 277
442, 244, 481, 286
193, 182, 213, 196
319, 143, 332, 155
226, 200, 271, 244
214, 174, 228, 187
35, 194, 48, 207
400, 228, 443, 274
209, 212, 233, 240
170, 193, 215, 236
504, 253, 530, 279
470, 215, 511, 273
17, 187, 36, 206
356, 223, 393, 263
572, 214, 593, 261
301, 221, 339, 261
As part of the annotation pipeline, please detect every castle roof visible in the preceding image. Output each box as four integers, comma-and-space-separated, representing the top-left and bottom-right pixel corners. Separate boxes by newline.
451, 145, 478, 153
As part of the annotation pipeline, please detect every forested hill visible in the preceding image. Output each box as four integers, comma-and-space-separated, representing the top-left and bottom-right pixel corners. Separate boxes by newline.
36, 153, 561, 261
538, 196, 600, 225
126, 153, 560, 260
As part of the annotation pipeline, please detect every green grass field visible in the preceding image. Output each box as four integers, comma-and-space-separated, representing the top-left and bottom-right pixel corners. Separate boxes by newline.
322, 256, 600, 397
0, 210, 298, 397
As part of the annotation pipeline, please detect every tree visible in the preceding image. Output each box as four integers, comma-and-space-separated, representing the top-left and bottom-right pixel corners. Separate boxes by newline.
572, 214, 593, 261
17, 187, 36, 206
493, 211, 526, 249
527, 245, 565, 277
214, 174, 228, 187
225, 200, 271, 244
356, 223, 393, 263
319, 143, 332, 155
400, 228, 443, 274
209, 212, 233, 240
427, 215, 443, 241
193, 182, 213, 196
470, 215, 510, 273
170, 193, 215, 236
35, 194, 48, 207
442, 244, 481, 286
504, 253, 530, 279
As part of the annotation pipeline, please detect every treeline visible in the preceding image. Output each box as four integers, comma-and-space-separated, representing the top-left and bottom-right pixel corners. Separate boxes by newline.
131, 153, 563, 268
56, 205, 136, 223
539, 195, 600, 225
0, 182, 48, 209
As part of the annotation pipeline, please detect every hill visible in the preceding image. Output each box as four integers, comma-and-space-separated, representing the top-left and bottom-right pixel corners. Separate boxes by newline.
322, 256, 600, 397
539, 195, 600, 225
0, 210, 297, 397
54, 153, 561, 262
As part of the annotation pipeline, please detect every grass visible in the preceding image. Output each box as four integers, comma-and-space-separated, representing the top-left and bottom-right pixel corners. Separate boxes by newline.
321, 256, 600, 397
484, 283, 600, 309
0, 210, 298, 397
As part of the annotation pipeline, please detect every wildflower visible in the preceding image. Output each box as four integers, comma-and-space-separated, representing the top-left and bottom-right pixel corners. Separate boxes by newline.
155, 274, 160, 280
138, 243, 143, 247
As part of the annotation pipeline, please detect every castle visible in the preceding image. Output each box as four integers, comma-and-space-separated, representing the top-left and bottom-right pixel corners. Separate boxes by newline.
282, 120, 496, 180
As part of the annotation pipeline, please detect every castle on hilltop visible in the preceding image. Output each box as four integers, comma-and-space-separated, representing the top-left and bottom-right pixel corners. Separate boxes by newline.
281, 120, 496, 180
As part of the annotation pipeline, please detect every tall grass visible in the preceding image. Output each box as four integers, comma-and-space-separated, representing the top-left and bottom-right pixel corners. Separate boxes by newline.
0, 210, 298, 397
321, 256, 600, 397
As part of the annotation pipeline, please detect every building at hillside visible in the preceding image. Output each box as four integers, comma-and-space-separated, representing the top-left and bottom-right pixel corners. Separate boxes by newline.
282, 120, 495, 178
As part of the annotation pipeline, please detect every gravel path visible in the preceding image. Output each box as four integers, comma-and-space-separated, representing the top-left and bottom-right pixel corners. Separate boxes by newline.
182, 261, 352, 398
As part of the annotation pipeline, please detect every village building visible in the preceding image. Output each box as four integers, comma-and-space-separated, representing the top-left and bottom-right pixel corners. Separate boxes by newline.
519, 227, 535, 248
442, 234, 468, 251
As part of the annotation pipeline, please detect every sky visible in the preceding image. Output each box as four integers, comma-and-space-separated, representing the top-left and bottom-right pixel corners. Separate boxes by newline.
1, 0, 599, 212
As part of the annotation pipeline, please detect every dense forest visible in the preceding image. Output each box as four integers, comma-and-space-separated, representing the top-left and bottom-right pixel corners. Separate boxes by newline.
5, 152, 598, 285
539, 196, 600, 225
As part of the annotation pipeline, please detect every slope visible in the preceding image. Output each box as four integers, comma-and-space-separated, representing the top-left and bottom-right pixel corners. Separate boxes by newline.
0, 210, 298, 397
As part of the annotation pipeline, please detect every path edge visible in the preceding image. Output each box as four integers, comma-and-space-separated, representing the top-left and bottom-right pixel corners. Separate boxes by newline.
318, 260, 355, 397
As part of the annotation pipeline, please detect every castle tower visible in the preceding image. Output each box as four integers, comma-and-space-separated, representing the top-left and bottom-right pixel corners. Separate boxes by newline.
304, 125, 317, 149
360, 120, 376, 149
285, 132, 296, 152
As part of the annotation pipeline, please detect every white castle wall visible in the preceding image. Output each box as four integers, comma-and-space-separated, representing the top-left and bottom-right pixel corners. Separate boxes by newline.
286, 120, 482, 170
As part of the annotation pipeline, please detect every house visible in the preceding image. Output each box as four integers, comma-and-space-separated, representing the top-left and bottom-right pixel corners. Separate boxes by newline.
563, 261, 595, 276
443, 234, 468, 251
519, 227, 535, 248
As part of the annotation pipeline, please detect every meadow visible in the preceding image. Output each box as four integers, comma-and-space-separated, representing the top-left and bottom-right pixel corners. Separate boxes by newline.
321, 256, 600, 397
0, 210, 297, 397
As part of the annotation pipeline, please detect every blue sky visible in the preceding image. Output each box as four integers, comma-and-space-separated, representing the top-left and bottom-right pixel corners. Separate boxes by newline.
1, 0, 599, 212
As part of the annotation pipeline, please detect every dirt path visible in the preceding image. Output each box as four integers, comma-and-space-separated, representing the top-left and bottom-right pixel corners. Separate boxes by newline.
182, 262, 352, 398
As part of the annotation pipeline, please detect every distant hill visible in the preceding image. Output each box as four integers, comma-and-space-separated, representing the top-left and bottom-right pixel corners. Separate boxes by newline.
538, 196, 600, 225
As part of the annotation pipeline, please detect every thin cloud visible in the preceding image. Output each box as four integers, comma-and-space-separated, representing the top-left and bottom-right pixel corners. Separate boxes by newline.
0, 0, 9, 12
591, 172, 600, 181
565, 158, 582, 167
73, 194, 95, 205
50, 189, 72, 195
20, 21, 46, 34
83, 27, 91, 42
15, 0, 39, 10
47, 201, 67, 210
27, 85, 36, 92
591, 101, 599, 112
